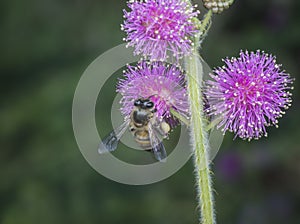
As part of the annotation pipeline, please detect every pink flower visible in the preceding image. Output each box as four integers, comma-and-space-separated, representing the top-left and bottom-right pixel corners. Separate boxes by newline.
205, 50, 293, 140
122, 0, 200, 61
117, 61, 189, 126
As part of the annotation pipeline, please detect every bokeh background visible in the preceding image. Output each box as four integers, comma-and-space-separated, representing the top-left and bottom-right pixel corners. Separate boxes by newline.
1, 0, 300, 223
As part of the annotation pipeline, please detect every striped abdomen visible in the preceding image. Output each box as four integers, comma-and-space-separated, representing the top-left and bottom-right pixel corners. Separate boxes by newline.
129, 122, 152, 149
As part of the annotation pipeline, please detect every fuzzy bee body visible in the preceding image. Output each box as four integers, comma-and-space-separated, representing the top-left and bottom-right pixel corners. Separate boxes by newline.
98, 98, 170, 161
129, 107, 170, 149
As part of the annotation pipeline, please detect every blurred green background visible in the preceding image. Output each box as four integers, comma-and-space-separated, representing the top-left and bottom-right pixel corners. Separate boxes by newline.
1, 0, 300, 223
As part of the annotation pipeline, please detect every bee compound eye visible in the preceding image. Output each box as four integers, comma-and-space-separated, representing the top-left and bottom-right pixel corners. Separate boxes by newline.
146, 101, 154, 108
134, 99, 142, 106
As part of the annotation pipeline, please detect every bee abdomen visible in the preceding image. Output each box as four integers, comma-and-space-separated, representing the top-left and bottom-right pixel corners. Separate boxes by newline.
133, 130, 151, 149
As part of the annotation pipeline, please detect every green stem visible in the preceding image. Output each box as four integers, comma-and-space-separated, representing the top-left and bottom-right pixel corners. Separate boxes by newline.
170, 108, 222, 132
170, 108, 190, 126
170, 104, 221, 132
199, 10, 212, 35
185, 11, 215, 224
205, 116, 223, 132
198, 9, 212, 46
186, 50, 215, 224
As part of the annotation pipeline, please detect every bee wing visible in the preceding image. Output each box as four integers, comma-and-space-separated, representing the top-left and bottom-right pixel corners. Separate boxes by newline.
98, 118, 130, 154
148, 122, 167, 162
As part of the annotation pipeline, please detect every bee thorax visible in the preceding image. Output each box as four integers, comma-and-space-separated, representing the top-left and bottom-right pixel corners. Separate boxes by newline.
132, 110, 152, 125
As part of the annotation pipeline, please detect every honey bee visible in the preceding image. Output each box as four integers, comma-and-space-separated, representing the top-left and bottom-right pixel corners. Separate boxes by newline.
98, 98, 171, 161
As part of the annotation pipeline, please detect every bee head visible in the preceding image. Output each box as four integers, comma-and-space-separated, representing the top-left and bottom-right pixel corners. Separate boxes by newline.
134, 99, 155, 110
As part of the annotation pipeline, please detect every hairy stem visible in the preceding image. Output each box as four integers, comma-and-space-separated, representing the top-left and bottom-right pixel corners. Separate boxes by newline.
186, 48, 215, 224
185, 11, 215, 224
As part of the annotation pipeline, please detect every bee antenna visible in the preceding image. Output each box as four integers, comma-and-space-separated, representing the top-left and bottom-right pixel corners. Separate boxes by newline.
147, 94, 158, 100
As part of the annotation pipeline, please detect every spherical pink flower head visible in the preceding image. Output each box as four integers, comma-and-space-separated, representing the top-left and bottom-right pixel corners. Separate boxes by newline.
121, 0, 200, 61
205, 50, 293, 140
117, 61, 189, 126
